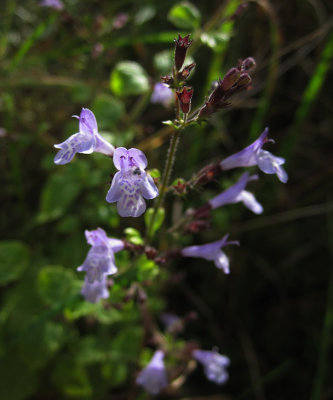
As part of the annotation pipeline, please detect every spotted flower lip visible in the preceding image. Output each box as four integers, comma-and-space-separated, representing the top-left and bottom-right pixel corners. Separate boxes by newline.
80, 274, 110, 303
136, 350, 168, 395
209, 172, 263, 214
193, 349, 230, 385
106, 147, 159, 218
77, 228, 124, 283
181, 234, 239, 274
220, 127, 288, 183
54, 108, 114, 165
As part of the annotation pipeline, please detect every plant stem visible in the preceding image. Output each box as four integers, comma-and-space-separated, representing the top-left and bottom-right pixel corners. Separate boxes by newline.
145, 128, 181, 242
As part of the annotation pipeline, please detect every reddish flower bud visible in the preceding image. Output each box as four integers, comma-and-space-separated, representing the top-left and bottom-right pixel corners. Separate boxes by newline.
178, 62, 196, 81
221, 67, 241, 91
161, 75, 174, 86
237, 72, 252, 89
241, 57, 256, 71
174, 34, 192, 71
176, 86, 193, 114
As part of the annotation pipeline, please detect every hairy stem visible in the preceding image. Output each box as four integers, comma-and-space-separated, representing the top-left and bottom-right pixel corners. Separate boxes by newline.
146, 128, 181, 242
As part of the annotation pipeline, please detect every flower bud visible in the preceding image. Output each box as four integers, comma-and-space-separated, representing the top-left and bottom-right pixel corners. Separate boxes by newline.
221, 67, 241, 91
174, 34, 192, 71
178, 62, 196, 81
237, 72, 252, 89
176, 86, 193, 114
241, 57, 256, 71
161, 75, 174, 86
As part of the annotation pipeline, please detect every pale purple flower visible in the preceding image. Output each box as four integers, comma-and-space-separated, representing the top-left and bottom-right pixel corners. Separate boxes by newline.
209, 172, 263, 214
40, 0, 64, 10
80, 274, 109, 303
106, 147, 159, 217
193, 349, 230, 385
160, 313, 182, 333
54, 108, 114, 165
181, 234, 239, 274
151, 83, 174, 107
77, 228, 124, 283
220, 127, 288, 183
136, 350, 168, 395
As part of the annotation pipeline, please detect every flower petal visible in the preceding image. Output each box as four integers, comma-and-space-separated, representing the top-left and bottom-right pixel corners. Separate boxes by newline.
214, 250, 230, 274
94, 133, 114, 156
117, 193, 146, 217
106, 172, 122, 203
128, 148, 147, 169
140, 174, 159, 199
236, 190, 263, 214
79, 108, 98, 135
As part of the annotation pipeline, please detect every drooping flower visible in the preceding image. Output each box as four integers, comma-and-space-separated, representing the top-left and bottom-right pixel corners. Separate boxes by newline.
151, 83, 174, 107
209, 172, 263, 214
40, 0, 64, 10
220, 127, 288, 183
136, 350, 168, 395
106, 147, 159, 217
181, 234, 239, 274
54, 108, 114, 165
77, 228, 124, 283
80, 274, 110, 303
193, 349, 230, 385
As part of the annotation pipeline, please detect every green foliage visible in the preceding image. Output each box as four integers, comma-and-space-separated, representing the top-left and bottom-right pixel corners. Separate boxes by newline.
136, 255, 159, 282
37, 266, 79, 305
168, 2, 201, 30
124, 227, 144, 245
110, 61, 150, 97
0, 241, 29, 285
144, 207, 165, 236
92, 94, 125, 130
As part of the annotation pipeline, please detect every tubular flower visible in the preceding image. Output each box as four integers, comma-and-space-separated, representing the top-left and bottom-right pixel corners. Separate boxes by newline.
136, 350, 168, 395
209, 172, 263, 214
181, 234, 239, 274
54, 108, 114, 165
220, 127, 288, 183
193, 349, 230, 385
106, 147, 159, 217
77, 228, 124, 283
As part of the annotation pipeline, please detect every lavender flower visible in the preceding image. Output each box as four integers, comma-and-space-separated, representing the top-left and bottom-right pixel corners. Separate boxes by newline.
151, 83, 174, 107
193, 349, 230, 385
209, 172, 263, 214
77, 228, 124, 283
106, 147, 159, 217
220, 128, 288, 183
80, 274, 109, 303
40, 0, 64, 10
136, 350, 168, 395
181, 234, 239, 274
54, 108, 114, 165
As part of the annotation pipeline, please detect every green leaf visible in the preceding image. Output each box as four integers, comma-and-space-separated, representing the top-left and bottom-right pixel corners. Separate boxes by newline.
124, 227, 144, 245
18, 321, 66, 369
168, 2, 201, 30
144, 207, 165, 236
200, 32, 230, 50
37, 172, 81, 223
134, 5, 156, 25
0, 241, 29, 285
153, 50, 174, 75
148, 168, 161, 178
37, 265, 79, 305
110, 61, 149, 96
51, 358, 92, 398
136, 255, 159, 282
92, 94, 125, 130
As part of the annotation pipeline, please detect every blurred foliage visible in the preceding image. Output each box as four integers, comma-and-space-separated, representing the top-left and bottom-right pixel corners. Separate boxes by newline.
0, 0, 333, 399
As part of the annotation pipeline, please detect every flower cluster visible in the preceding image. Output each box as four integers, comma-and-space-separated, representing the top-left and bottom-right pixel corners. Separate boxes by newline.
77, 228, 124, 303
